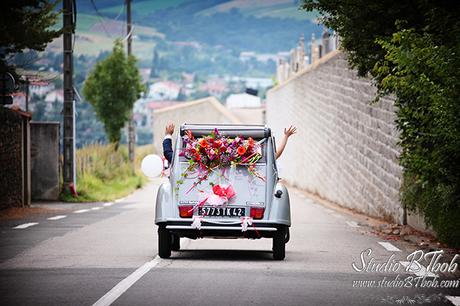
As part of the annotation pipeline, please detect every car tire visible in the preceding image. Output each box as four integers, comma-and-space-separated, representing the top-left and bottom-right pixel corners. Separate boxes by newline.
285, 227, 290, 243
158, 225, 171, 258
273, 226, 286, 260
171, 234, 180, 251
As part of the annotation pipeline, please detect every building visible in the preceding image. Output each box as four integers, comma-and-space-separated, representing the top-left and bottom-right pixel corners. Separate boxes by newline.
45, 90, 64, 103
148, 81, 181, 101
198, 78, 228, 98
226, 93, 261, 109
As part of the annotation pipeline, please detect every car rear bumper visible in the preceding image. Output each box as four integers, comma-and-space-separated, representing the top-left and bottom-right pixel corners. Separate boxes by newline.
158, 219, 287, 239
166, 225, 277, 231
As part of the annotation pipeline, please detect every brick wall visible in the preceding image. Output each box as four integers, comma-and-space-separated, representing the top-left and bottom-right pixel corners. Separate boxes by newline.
152, 97, 241, 154
267, 51, 403, 223
0, 108, 29, 209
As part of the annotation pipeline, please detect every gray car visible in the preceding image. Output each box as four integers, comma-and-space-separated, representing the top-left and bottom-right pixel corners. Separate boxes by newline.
155, 124, 291, 260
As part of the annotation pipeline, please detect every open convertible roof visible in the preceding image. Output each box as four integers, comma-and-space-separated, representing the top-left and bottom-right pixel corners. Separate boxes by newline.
180, 123, 271, 138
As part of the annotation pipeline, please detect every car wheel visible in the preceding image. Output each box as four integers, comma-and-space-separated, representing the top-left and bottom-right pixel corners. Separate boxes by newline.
285, 227, 290, 243
158, 225, 171, 258
273, 226, 286, 260
171, 234, 180, 251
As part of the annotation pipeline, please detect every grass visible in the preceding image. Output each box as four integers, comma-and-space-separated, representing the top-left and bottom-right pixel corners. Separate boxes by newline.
99, 0, 188, 18
61, 144, 155, 202
254, 7, 319, 21
46, 13, 161, 62
75, 14, 100, 32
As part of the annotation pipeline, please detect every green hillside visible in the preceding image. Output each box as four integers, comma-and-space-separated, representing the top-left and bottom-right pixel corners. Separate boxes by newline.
61, 0, 322, 66
198, 0, 318, 20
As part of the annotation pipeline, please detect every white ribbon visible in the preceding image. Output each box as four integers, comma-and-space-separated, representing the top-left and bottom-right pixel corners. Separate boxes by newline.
241, 217, 253, 232
191, 216, 203, 230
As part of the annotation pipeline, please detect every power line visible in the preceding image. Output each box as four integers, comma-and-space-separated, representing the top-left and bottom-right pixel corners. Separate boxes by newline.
121, 25, 135, 42
90, 0, 112, 37
120, 2, 127, 37
72, 0, 77, 51
113, 2, 125, 21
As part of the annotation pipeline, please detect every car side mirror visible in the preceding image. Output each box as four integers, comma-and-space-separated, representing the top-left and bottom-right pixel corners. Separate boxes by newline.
141, 154, 164, 178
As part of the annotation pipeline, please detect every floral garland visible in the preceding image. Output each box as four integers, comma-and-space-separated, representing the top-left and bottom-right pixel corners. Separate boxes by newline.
176, 129, 264, 195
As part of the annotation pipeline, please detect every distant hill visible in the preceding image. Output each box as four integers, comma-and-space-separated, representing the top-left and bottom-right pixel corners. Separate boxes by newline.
197, 0, 317, 20
45, 0, 323, 78
74, 0, 320, 55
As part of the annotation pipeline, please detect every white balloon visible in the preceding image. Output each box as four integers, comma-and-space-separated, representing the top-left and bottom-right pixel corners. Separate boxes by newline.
141, 154, 164, 178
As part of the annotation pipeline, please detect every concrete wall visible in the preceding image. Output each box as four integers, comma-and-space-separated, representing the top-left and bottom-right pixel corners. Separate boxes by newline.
152, 97, 241, 153
0, 107, 31, 209
229, 107, 265, 125
31, 122, 60, 200
267, 51, 403, 223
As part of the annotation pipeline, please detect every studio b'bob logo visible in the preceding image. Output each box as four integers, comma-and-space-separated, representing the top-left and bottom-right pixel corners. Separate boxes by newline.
352, 248, 459, 274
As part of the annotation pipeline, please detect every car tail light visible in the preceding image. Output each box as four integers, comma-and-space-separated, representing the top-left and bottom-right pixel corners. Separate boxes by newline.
178, 205, 194, 218
250, 207, 264, 219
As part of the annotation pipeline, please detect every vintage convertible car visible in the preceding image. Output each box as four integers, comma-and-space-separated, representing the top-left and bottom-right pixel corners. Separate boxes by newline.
154, 124, 291, 260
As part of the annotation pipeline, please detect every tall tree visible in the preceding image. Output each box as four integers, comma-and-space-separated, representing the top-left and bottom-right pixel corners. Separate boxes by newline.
83, 40, 145, 147
0, 0, 61, 72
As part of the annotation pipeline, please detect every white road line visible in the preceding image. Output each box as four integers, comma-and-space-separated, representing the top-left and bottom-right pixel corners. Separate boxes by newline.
103, 202, 114, 207
446, 296, 460, 306
378, 241, 401, 252
331, 213, 344, 219
346, 221, 360, 228
91, 207, 102, 211
325, 209, 334, 214
92, 256, 162, 306
400, 261, 438, 277
74, 209, 90, 214
114, 197, 125, 203
47, 215, 67, 221
13, 222, 39, 229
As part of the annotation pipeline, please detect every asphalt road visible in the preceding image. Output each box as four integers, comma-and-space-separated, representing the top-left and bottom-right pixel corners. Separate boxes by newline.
0, 181, 459, 306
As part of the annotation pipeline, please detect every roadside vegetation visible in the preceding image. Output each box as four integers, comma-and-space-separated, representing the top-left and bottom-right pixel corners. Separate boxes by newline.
60, 144, 154, 202
303, 0, 460, 246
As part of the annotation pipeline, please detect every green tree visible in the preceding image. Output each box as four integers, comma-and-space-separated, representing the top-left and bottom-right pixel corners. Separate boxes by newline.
302, 0, 460, 246
374, 29, 460, 246
83, 40, 145, 147
0, 0, 61, 72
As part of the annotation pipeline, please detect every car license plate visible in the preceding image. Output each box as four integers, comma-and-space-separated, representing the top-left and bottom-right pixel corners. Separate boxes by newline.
198, 207, 245, 217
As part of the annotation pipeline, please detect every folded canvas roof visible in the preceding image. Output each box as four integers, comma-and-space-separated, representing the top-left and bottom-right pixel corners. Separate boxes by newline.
180, 123, 271, 138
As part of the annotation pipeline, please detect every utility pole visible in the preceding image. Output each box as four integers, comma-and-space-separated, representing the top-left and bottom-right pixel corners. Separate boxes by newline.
25, 77, 29, 112
127, 0, 135, 164
63, 0, 76, 194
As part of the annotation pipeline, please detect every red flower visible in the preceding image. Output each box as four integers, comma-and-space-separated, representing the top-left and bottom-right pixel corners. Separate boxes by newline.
248, 137, 255, 149
212, 140, 221, 148
199, 139, 209, 148
237, 146, 247, 156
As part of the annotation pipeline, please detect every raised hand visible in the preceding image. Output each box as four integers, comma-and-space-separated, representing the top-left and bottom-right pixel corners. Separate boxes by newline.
284, 126, 297, 138
165, 123, 175, 135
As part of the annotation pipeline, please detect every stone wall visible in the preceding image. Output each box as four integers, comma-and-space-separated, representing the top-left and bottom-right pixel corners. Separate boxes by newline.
31, 122, 60, 200
0, 107, 31, 209
152, 97, 241, 153
267, 51, 403, 223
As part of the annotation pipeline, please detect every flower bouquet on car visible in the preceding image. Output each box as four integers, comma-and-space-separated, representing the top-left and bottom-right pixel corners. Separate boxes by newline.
178, 128, 264, 208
